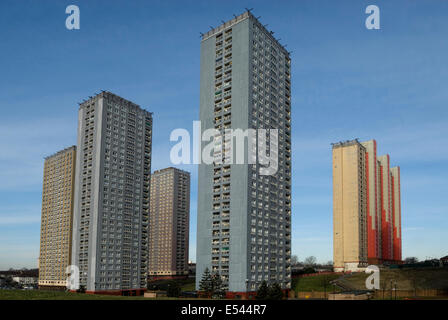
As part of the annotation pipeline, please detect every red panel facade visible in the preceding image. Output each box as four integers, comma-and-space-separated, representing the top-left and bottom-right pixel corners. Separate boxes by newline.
365, 152, 377, 259
380, 164, 390, 261
392, 167, 402, 262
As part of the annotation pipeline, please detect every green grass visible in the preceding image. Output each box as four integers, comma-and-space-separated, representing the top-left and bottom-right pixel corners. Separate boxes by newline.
0, 278, 198, 300
147, 277, 196, 292
338, 268, 448, 291
0, 289, 149, 300
0, 289, 203, 300
292, 274, 341, 293
181, 281, 196, 291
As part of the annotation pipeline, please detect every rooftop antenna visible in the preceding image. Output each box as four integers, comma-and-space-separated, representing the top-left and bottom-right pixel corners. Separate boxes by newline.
199, 32, 204, 38
256, 16, 261, 19
221, 20, 225, 24
233, 14, 237, 18
209, 26, 214, 30
245, 8, 254, 13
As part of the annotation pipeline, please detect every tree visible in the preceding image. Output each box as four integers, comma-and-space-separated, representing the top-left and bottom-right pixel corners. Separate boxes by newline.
380, 272, 390, 299
256, 281, 269, 300
199, 268, 225, 298
304, 256, 317, 267
267, 282, 284, 300
167, 280, 181, 297
199, 268, 213, 296
291, 255, 299, 266
404, 257, 419, 264
304, 256, 317, 266
77, 285, 86, 293
211, 273, 225, 299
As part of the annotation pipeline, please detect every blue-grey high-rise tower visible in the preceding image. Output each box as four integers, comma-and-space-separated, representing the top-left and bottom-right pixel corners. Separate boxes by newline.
196, 11, 292, 295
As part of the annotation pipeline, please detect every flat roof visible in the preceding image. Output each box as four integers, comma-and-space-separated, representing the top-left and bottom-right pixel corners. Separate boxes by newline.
201, 10, 290, 57
44, 145, 76, 160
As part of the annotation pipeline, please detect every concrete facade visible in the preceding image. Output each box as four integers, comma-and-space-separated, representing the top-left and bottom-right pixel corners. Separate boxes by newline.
390, 166, 402, 262
332, 139, 402, 272
378, 155, 393, 261
149, 167, 190, 277
332, 140, 368, 272
71, 91, 152, 293
39, 146, 76, 289
361, 140, 381, 262
196, 11, 292, 293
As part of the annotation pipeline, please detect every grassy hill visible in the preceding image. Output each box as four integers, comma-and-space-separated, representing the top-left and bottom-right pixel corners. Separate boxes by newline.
291, 268, 448, 296
292, 274, 341, 294
337, 267, 448, 291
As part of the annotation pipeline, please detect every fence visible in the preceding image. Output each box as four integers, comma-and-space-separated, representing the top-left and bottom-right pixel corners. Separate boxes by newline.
372, 289, 448, 299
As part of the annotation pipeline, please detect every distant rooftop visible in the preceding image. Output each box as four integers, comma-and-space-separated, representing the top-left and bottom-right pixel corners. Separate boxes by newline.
331, 139, 364, 149
78, 90, 152, 115
153, 167, 190, 175
44, 145, 76, 160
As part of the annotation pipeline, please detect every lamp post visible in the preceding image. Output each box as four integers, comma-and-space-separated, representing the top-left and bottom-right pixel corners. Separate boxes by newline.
390, 280, 393, 300
394, 281, 397, 300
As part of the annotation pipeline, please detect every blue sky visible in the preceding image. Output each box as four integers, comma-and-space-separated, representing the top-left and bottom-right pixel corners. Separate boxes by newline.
0, 0, 447, 269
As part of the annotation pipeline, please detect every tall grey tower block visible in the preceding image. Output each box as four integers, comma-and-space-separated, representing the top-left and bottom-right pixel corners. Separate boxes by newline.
72, 91, 152, 294
196, 11, 292, 294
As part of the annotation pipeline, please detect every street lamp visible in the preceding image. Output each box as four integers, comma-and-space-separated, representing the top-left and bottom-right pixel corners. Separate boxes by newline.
394, 280, 397, 300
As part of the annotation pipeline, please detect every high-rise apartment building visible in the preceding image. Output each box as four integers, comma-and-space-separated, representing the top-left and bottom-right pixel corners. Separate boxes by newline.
71, 91, 152, 295
332, 139, 402, 272
332, 140, 368, 272
39, 146, 76, 289
148, 167, 190, 278
378, 155, 393, 261
196, 11, 292, 296
390, 166, 402, 262
361, 140, 381, 263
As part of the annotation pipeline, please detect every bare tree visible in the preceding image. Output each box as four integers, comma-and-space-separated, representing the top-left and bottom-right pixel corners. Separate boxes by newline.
304, 256, 317, 267
404, 257, 418, 264
380, 272, 390, 299
291, 255, 299, 266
